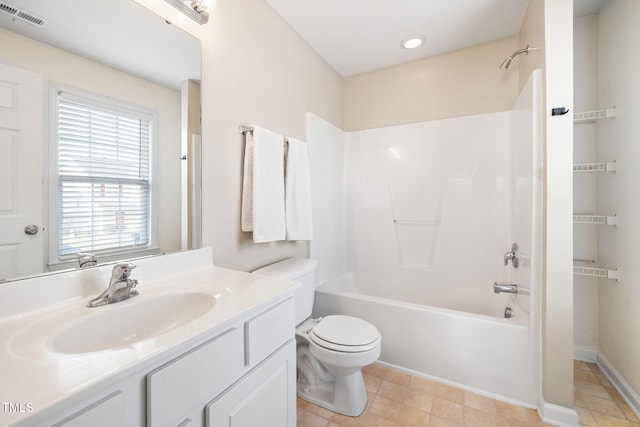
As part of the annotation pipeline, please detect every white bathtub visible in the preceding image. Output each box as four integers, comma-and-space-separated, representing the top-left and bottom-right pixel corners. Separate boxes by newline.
312, 272, 536, 406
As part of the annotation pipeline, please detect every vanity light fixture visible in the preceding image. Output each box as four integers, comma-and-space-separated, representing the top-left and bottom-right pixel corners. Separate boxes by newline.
163, 0, 211, 24
401, 35, 425, 49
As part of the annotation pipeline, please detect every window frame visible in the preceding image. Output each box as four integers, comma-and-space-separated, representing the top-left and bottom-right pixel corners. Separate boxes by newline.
47, 83, 159, 267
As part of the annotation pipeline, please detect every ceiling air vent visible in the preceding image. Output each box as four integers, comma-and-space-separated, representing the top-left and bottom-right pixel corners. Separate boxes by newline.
0, 1, 48, 28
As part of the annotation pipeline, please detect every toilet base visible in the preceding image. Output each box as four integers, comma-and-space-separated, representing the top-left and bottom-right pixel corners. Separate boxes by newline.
297, 370, 368, 417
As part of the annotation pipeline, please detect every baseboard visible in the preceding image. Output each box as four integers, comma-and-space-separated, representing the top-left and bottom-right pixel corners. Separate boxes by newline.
597, 352, 640, 419
538, 400, 579, 427
574, 345, 598, 363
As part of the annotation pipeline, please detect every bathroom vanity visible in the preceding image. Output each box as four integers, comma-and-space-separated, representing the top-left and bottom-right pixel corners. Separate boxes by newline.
0, 248, 298, 427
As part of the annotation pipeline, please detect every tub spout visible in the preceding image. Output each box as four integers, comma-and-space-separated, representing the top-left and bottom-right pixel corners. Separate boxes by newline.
494, 283, 518, 294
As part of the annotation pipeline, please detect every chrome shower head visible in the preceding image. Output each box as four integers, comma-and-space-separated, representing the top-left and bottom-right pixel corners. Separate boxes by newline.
499, 45, 539, 71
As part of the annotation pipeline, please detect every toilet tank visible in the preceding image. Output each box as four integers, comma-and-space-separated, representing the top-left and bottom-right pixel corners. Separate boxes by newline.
252, 258, 318, 325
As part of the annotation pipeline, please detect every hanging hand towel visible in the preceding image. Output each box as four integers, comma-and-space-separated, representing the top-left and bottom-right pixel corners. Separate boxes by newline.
241, 132, 255, 232
285, 137, 313, 240
241, 125, 286, 243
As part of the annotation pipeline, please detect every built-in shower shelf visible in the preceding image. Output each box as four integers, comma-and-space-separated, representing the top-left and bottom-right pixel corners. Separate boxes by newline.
573, 214, 617, 226
573, 108, 616, 124
392, 219, 440, 269
573, 259, 618, 280
573, 162, 616, 173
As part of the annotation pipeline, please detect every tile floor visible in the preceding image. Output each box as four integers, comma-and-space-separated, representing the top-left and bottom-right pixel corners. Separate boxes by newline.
574, 360, 640, 427
296, 361, 640, 427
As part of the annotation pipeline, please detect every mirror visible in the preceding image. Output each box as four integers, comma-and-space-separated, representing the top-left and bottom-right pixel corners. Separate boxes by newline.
0, 0, 201, 281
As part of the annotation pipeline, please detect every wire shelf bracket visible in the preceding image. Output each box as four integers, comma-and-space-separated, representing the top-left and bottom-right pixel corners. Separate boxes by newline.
573, 162, 616, 173
573, 108, 616, 124
573, 259, 618, 280
573, 214, 617, 226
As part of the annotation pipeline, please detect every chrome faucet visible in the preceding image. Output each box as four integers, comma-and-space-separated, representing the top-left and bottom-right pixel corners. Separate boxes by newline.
493, 282, 518, 294
77, 252, 97, 268
87, 263, 139, 307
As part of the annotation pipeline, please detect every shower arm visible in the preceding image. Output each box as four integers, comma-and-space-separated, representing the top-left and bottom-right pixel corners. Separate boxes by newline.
509, 45, 534, 60
500, 45, 540, 70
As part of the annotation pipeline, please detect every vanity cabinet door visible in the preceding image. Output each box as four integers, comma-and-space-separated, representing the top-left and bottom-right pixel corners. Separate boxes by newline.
206, 340, 296, 427
147, 328, 244, 427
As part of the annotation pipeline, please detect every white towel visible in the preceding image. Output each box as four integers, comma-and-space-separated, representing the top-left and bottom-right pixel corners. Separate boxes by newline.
241, 126, 286, 243
285, 137, 313, 240
241, 132, 255, 232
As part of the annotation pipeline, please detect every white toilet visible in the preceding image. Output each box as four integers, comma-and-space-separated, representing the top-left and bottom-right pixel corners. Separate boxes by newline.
252, 258, 381, 417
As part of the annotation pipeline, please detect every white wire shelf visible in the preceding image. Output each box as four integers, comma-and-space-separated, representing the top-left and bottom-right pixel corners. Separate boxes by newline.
573, 259, 618, 280
573, 214, 617, 226
573, 108, 616, 124
573, 162, 616, 173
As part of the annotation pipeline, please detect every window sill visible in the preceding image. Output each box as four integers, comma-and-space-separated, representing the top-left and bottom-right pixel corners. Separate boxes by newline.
48, 247, 163, 272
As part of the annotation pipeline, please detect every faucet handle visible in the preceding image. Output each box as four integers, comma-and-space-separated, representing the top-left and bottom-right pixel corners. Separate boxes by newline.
504, 242, 520, 269
111, 262, 136, 281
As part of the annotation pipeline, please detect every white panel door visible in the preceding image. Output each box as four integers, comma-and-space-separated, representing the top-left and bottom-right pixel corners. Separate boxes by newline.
0, 63, 44, 280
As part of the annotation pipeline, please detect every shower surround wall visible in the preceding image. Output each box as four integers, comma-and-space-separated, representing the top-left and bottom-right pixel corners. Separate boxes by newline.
340, 73, 542, 320
345, 112, 513, 313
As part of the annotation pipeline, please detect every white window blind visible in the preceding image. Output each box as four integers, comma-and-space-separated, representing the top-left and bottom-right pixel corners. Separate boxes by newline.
57, 93, 152, 256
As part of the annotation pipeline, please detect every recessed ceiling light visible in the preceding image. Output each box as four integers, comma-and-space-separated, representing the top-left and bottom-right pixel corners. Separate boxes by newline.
401, 36, 425, 49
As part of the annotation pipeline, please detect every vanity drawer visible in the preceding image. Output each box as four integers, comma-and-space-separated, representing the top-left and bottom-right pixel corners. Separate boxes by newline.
245, 297, 295, 366
147, 328, 243, 427
54, 391, 125, 427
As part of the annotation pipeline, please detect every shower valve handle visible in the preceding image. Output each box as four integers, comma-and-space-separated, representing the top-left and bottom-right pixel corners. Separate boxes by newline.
504, 243, 519, 269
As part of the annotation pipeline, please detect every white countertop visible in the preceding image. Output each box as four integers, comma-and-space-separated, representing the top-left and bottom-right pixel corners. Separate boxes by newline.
0, 249, 298, 426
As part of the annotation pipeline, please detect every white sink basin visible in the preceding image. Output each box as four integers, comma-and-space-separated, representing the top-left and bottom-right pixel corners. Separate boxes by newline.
51, 292, 216, 354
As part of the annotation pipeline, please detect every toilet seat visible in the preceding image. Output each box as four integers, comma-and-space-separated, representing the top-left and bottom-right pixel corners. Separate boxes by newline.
308, 315, 380, 353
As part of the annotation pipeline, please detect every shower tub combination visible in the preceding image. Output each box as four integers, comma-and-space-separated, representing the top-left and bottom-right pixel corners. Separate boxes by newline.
309, 71, 542, 406
313, 271, 535, 405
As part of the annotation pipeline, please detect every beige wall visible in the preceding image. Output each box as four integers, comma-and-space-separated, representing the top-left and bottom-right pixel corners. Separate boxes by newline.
203, 0, 342, 271
343, 37, 521, 131
519, 0, 547, 93
0, 27, 183, 263
138, 0, 343, 272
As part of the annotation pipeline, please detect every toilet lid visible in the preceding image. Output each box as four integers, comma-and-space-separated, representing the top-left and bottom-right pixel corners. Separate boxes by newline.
309, 315, 379, 352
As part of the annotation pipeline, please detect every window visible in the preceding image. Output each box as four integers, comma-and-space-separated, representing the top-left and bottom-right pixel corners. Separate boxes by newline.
53, 90, 153, 259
